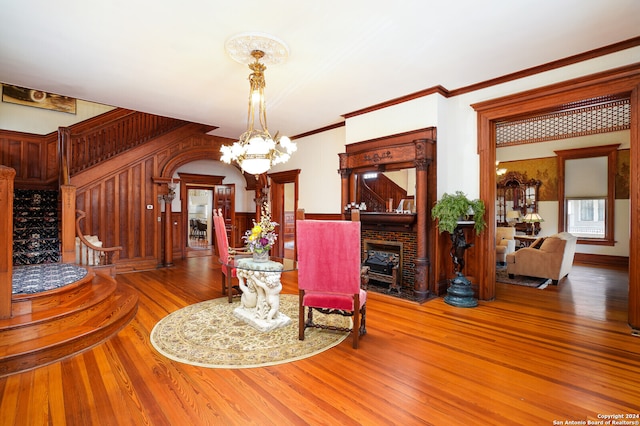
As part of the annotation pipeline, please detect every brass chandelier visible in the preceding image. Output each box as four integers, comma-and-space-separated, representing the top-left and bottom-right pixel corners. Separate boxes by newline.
220, 33, 296, 176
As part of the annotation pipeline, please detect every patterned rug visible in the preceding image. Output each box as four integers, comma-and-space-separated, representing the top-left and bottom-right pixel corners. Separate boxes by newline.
496, 267, 550, 289
150, 294, 350, 369
12, 263, 89, 294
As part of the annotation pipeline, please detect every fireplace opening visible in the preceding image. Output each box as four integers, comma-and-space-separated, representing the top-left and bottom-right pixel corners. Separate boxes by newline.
363, 239, 402, 293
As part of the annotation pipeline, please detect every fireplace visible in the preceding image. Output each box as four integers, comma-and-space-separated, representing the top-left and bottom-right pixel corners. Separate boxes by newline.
363, 239, 402, 292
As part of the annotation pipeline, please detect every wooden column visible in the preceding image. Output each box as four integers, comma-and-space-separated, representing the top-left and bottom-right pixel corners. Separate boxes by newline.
413, 158, 430, 300
0, 166, 16, 319
413, 138, 436, 300
60, 185, 77, 263
155, 178, 177, 268
338, 154, 351, 218
163, 198, 174, 267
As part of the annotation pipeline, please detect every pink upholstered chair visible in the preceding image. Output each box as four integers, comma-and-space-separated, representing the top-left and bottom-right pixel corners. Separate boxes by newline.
213, 209, 249, 302
296, 219, 367, 349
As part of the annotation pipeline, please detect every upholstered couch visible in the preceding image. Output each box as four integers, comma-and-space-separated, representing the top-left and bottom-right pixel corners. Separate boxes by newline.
505, 232, 577, 285
496, 227, 516, 265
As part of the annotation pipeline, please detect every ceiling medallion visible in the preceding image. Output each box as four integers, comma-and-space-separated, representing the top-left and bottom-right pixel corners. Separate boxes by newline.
224, 32, 289, 66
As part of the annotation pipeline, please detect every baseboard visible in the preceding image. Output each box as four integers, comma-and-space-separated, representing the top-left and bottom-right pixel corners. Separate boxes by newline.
574, 253, 629, 268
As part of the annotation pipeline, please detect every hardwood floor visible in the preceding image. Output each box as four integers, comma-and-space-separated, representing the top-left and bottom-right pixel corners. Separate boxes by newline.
1, 258, 638, 425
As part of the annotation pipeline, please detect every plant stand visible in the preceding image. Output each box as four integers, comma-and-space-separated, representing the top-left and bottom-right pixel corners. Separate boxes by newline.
443, 224, 478, 307
444, 273, 478, 308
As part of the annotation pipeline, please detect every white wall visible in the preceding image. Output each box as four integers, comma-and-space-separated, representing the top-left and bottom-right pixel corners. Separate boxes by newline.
0, 95, 114, 134
268, 125, 346, 214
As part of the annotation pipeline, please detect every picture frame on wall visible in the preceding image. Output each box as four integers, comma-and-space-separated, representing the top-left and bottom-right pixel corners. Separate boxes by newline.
2, 84, 76, 114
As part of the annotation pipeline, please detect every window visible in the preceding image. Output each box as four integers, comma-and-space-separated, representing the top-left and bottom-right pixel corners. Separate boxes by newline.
566, 198, 606, 238
555, 144, 618, 246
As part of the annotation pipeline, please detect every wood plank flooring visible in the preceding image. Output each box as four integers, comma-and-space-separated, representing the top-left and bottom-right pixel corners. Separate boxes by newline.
1, 258, 639, 425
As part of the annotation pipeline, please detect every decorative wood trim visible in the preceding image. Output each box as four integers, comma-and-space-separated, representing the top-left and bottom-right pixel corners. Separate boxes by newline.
301, 213, 343, 221
474, 63, 640, 330
60, 185, 77, 263
291, 121, 345, 140
268, 169, 300, 259
0, 166, 15, 319
343, 86, 449, 119
452, 37, 640, 97
340, 38, 640, 120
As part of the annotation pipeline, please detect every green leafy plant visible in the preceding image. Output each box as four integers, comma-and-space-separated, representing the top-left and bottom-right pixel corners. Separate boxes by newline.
431, 191, 486, 234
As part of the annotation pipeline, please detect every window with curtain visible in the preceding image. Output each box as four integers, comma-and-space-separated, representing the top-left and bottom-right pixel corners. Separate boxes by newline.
556, 144, 617, 245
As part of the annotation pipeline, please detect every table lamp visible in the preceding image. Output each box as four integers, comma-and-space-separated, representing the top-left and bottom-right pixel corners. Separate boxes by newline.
522, 213, 544, 235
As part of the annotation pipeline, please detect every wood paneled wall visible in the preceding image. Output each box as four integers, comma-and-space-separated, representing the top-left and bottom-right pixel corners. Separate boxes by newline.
0, 130, 59, 189
72, 125, 236, 272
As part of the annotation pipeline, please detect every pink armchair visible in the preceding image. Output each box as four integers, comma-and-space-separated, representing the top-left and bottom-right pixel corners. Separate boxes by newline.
296, 219, 367, 349
213, 210, 250, 302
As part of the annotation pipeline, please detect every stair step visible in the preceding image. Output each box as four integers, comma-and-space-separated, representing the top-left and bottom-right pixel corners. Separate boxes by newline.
0, 275, 116, 349
0, 273, 138, 377
10, 271, 95, 316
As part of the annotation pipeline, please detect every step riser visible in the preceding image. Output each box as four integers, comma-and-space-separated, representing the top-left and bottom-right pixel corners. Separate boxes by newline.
0, 273, 138, 377
0, 293, 137, 377
11, 272, 96, 316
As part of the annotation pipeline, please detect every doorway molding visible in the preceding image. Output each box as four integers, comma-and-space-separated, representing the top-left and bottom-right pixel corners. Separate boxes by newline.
177, 173, 225, 258
268, 169, 300, 259
473, 63, 640, 331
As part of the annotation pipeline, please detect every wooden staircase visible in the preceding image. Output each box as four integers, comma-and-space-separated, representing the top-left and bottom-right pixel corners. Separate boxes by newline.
0, 269, 138, 377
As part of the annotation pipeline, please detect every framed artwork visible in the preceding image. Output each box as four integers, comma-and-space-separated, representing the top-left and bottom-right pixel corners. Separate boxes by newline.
2, 84, 76, 114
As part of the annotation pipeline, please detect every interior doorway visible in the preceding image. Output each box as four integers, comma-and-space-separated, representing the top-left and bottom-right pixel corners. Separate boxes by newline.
268, 169, 300, 259
187, 189, 212, 249
473, 65, 639, 331
178, 173, 226, 258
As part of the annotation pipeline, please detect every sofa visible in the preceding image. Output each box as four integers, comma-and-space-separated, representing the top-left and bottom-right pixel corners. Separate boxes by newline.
505, 232, 577, 285
496, 227, 516, 265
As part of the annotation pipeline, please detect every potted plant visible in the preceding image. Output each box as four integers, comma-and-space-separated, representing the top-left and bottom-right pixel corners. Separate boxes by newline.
431, 191, 486, 235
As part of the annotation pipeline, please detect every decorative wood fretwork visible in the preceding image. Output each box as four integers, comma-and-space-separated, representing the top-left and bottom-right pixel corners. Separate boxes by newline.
496, 95, 630, 147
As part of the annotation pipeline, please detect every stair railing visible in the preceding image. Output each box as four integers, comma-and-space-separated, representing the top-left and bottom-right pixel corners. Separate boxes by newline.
361, 178, 387, 212
60, 110, 187, 177
75, 210, 122, 276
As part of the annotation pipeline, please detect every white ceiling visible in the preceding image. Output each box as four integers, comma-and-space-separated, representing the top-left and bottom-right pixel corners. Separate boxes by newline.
1, 1, 639, 139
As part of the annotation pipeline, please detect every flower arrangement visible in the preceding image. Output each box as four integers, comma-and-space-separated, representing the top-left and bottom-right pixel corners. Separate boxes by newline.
243, 203, 278, 254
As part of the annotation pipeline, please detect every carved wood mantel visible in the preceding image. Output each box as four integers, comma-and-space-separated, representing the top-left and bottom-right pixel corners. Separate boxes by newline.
338, 128, 437, 300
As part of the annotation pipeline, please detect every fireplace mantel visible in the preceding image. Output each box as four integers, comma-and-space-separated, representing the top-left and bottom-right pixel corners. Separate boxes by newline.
338, 127, 436, 300
346, 211, 416, 231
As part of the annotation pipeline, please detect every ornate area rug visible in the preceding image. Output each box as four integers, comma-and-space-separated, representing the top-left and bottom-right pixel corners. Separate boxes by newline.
150, 294, 350, 369
496, 267, 550, 289
12, 263, 88, 294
